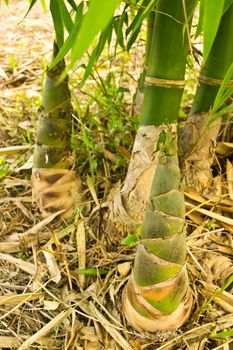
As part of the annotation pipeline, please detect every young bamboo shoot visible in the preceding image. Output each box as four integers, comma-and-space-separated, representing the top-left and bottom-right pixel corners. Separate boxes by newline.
32, 42, 81, 218
123, 126, 192, 331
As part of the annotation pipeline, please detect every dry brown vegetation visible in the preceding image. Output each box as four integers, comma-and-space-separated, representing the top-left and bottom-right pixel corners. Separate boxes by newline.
0, 1, 233, 349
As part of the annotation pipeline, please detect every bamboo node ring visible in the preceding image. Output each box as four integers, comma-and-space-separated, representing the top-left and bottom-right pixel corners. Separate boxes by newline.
145, 76, 185, 89
199, 74, 233, 87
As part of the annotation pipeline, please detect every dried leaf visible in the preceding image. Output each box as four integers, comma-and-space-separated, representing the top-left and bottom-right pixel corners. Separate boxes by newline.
0, 145, 31, 155
77, 300, 134, 350
13, 199, 34, 221
18, 309, 72, 350
42, 246, 61, 283
0, 67, 8, 79
15, 155, 33, 172
103, 148, 118, 163
227, 160, 233, 200
6, 210, 65, 243
201, 281, 233, 313
0, 292, 42, 305
203, 253, 233, 285
156, 314, 233, 349
116, 144, 131, 161
216, 141, 233, 156
0, 336, 56, 348
186, 201, 233, 226
117, 262, 131, 278
85, 341, 102, 350
86, 175, 100, 207
0, 252, 37, 276
80, 327, 98, 342
43, 300, 60, 310
76, 220, 86, 288
0, 242, 20, 253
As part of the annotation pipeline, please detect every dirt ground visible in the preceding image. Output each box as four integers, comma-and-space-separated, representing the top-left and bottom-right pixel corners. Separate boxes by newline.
0, 1, 233, 350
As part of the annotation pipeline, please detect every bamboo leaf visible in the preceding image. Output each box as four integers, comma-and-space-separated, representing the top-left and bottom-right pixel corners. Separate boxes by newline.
223, 274, 233, 290
211, 102, 233, 120
210, 329, 233, 338
50, 0, 64, 48
50, 2, 84, 69
80, 22, 112, 85
203, 0, 225, 62
58, 0, 74, 34
121, 234, 138, 246
77, 268, 108, 276
223, 0, 233, 13
66, 0, 77, 11
127, 0, 158, 50
29, 0, 37, 7
121, 225, 141, 246
212, 62, 233, 113
114, 4, 128, 50
114, 9, 127, 50
127, 26, 141, 51
70, 0, 121, 70
126, 0, 151, 37
21, 0, 38, 20
219, 86, 233, 107
40, 0, 46, 12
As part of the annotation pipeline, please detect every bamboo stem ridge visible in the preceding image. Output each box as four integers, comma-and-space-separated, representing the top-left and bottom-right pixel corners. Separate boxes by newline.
32, 43, 81, 218
123, 125, 193, 332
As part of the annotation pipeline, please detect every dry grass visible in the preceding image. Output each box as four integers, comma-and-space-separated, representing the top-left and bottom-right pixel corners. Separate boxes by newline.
0, 1, 233, 349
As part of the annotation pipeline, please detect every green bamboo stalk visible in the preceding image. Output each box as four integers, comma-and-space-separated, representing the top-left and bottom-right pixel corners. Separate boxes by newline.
179, 4, 233, 192
33, 42, 72, 169
141, 0, 197, 126
191, 4, 233, 115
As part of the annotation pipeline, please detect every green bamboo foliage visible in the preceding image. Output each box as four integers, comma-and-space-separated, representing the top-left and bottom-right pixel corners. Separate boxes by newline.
123, 126, 192, 331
